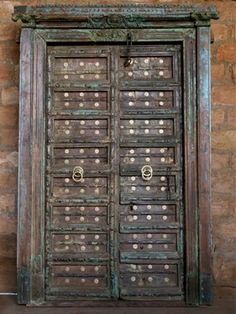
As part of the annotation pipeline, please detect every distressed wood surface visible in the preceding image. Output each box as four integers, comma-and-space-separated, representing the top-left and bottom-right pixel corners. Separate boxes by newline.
14, 5, 216, 307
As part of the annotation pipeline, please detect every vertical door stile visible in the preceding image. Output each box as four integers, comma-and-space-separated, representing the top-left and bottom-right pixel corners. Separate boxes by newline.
110, 46, 120, 299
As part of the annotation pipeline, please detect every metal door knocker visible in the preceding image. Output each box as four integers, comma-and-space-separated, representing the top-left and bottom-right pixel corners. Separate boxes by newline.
72, 166, 84, 183
141, 165, 153, 181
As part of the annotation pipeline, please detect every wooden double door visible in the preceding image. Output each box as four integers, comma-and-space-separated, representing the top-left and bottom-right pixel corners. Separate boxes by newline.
45, 43, 184, 301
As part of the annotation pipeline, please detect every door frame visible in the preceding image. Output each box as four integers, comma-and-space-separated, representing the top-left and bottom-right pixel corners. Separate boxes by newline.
14, 5, 217, 306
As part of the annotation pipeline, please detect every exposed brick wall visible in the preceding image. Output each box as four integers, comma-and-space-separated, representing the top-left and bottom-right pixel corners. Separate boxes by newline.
0, 0, 235, 295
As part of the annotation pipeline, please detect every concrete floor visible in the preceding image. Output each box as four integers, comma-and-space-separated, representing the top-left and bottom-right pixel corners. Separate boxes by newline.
0, 296, 235, 314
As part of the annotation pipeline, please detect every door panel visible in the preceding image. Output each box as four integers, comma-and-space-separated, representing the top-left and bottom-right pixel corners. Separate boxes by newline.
46, 44, 183, 301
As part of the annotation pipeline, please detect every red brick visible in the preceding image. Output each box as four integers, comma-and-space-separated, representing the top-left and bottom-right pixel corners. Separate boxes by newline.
1, 86, 19, 105
212, 85, 236, 106
0, 106, 18, 128
216, 2, 236, 23
0, 216, 16, 234
227, 108, 236, 125
0, 64, 15, 86
0, 234, 16, 257
0, 42, 19, 64
212, 199, 232, 217
212, 174, 234, 194
0, 257, 16, 293
212, 23, 229, 41
0, 128, 18, 146
211, 64, 225, 82
213, 253, 236, 286
217, 43, 236, 63
212, 109, 225, 125
212, 130, 236, 150
212, 153, 230, 170
0, 193, 16, 213
0, 23, 19, 42
0, 171, 17, 190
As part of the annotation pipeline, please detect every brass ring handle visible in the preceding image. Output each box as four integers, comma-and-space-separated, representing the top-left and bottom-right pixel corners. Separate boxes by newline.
72, 166, 84, 183
141, 165, 153, 181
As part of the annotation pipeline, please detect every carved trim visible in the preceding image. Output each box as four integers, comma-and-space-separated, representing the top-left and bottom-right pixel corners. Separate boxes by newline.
12, 5, 219, 28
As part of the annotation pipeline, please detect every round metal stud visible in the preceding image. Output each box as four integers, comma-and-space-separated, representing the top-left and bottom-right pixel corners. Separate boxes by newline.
145, 101, 150, 106
133, 244, 138, 250
164, 264, 169, 270
81, 266, 85, 272
65, 130, 70, 135
148, 264, 153, 269
64, 235, 70, 240
131, 276, 136, 282
80, 234, 85, 240
146, 215, 152, 220
64, 159, 69, 164
145, 129, 149, 134
64, 102, 69, 107
65, 149, 69, 154
95, 120, 100, 125
80, 216, 85, 222
148, 277, 153, 282
64, 75, 69, 79
64, 92, 69, 97
65, 266, 70, 272
146, 186, 151, 191
159, 120, 164, 125
159, 101, 164, 106
129, 101, 134, 106
159, 59, 164, 64
94, 278, 99, 284
144, 92, 149, 97
159, 71, 164, 76
147, 244, 153, 249
147, 233, 152, 239
81, 245, 86, 251
65, 279, 70, 284
65, 207, 70, 212
95, 130, 100, 135
162, 216, 168, 221
161, 187, 166, 192
133, 205, 138, 210
65, 178, 70, 183
159, 129, 164, 134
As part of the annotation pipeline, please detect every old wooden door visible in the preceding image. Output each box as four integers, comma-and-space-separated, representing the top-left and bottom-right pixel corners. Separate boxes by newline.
46, 43, 183, 301
14, 4, 217, 306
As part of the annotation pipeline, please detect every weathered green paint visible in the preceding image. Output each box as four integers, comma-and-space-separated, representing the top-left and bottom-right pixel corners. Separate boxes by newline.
14, 4, 217, 307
